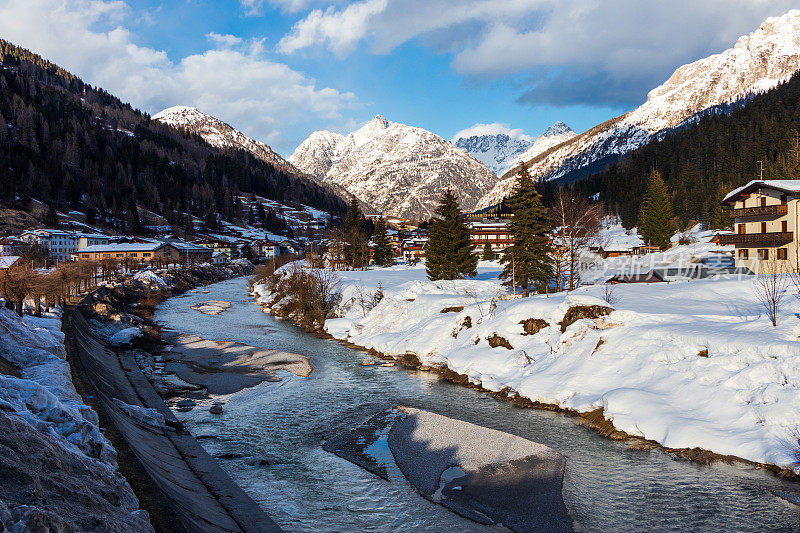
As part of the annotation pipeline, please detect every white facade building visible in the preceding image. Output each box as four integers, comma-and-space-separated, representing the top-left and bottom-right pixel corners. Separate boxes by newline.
19, 229, 79, 262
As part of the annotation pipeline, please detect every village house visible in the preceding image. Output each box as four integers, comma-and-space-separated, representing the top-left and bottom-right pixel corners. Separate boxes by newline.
75, 242, 182, 263
468, 220, 511, 259
720, 179, 800, 270
252, 240, 280, 259
75, 233, 111, 250
401, 238, 427, 264
0, 237, 25, 257
19, 229, 79, 262
158, 239, 214, 264
194, 239, 235, 257
211, 251, 230, 264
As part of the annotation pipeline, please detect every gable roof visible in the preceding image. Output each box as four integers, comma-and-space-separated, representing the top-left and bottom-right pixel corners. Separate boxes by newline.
722, 180, 800, 204
0, 256, 20, 269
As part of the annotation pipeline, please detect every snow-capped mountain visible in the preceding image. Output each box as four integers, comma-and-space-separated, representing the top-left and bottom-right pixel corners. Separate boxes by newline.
289, 115, 498, 219
453, 121, 576, 176
477, 9, 800, 209
152, 106, 299, 174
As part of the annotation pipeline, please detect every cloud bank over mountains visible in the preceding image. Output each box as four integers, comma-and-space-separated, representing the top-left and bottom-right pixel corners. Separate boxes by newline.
277, 0, 799, 107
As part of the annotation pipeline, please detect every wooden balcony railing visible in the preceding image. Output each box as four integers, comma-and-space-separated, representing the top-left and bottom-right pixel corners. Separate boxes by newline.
730, 204, 788, 218
718, 231, 794, 246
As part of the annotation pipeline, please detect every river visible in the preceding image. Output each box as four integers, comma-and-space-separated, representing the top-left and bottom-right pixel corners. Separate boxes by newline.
154, 277, 799, 532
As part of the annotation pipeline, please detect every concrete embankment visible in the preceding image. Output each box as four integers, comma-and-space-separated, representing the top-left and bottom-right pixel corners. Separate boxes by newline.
63, 260, 286, 531
69, 309, 280, 532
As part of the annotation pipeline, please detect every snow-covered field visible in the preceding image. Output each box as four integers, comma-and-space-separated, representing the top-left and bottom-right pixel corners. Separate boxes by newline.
255, 259, 800, 471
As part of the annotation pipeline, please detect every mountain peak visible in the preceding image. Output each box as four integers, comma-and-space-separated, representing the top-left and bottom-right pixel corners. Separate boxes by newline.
153, 105, 298, 173
543, 121, 573, 137
289, 117, 497, 218
152, 105, 203, 121
370, 114, 389, 126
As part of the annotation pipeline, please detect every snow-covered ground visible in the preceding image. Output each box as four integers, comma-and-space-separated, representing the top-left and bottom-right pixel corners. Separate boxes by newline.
0, 307, 118, 463
255, 259, 800, 471
582, 223, 734, 283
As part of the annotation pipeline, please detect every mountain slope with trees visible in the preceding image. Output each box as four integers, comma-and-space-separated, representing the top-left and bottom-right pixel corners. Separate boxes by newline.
575, 71, 800, 228
0, 39, 347, 232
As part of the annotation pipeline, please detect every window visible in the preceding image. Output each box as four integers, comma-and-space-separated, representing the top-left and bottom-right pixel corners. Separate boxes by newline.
760, 196, 767, 207
782, 220, 788, 233
757, 249, 769, 260
116, 254, 123, 258
130, 253, 137, 257
738, 249, 749, 259
761, 222, 767, 233
103, 254, 110, 258
738, 224, 746, 234
778, 248, 788, 260
781, 195, 788, 205
143, 253, 151, 258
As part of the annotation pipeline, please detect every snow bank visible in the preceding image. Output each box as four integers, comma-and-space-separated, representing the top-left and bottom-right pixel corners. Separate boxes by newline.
108, 327, 143, 346
304, 264, 800, 471
133, 270, 167, 287
0, 308, 116, 462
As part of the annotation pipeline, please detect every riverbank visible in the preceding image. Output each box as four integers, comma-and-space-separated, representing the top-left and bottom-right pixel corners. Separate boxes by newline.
0, 306, 153, 531
252, 262, 800, 480
53, 259, 262, 531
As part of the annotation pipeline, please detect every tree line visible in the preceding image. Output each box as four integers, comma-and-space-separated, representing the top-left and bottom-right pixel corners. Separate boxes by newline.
0, 39, 347, 234
424, 165, 605, 295
575, 71, 800, 229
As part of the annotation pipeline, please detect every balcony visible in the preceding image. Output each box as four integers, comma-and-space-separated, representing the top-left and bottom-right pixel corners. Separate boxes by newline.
718, 231, 794, 246
730, 204, 788, 218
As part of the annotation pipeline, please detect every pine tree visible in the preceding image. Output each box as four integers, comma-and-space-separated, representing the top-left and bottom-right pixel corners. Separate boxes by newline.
372, 217, 392, 267
426, 189, 477, 280
344, 198, 367, 268
482, 241, 493, 261
638, 169, 674, 249
43, 205, 59, 228
500, 166, 553, 296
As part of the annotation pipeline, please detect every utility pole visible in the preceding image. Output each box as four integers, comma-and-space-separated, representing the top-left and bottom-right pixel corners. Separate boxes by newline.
757, 160, 764, 180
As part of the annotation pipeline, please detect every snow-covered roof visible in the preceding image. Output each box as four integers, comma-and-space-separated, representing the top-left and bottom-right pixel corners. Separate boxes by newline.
0, 256, 20, 269
77, 242, 165, 253
722, 180, 800, 203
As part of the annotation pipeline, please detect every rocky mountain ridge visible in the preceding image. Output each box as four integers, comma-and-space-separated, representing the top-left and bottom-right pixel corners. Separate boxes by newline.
476, 9, 800, 209
153, 106, 300, 174
289, 116, 498, 219
454, 121, 576, 176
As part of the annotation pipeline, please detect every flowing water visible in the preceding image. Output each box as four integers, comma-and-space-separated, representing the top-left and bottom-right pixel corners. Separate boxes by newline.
155, 277, 800, 532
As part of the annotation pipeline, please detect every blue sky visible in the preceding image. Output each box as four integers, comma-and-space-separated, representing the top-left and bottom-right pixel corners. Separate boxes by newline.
0, 1, 796, 156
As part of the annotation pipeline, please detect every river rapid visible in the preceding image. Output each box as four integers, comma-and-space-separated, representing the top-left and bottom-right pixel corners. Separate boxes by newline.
154, 277, 800, 532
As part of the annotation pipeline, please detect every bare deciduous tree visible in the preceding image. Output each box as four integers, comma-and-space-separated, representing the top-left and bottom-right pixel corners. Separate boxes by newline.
551, 189, 604, 291
753, 259, 790, 327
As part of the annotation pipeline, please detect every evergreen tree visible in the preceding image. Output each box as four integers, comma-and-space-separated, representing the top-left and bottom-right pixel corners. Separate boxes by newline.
126, 198, 142, 234
43, 205, 59, 228
638, 169, 674, 249
482, 241, 493, 261
500, 166, 553, 296
426, 189, 477, 280
372, 217, 392, 267
344, 198, 367, 268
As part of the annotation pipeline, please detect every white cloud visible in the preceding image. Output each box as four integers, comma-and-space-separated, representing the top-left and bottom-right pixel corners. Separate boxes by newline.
278, 0, 389, 56
0, 0, 358, 153
278, 0, 800, 105
452, 123, 531, 142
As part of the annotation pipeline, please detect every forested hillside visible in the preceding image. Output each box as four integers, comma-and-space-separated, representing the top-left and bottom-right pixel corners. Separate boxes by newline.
0, 39, 347, 231
576, 72, 800, 228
